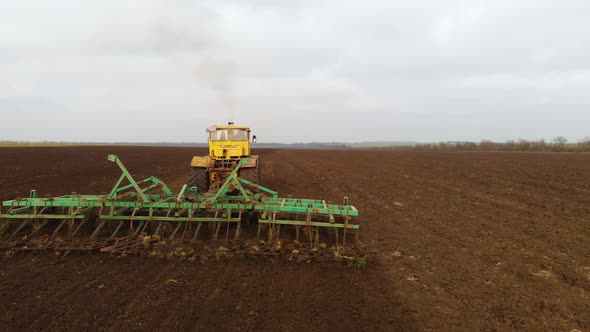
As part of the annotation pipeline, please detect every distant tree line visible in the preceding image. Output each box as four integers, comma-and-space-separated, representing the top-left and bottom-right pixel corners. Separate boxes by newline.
400, 137, 590, 152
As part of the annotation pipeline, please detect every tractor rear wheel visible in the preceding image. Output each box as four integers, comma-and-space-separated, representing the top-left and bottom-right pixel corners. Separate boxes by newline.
240, 165, 260, 186
188, 168, 209, 194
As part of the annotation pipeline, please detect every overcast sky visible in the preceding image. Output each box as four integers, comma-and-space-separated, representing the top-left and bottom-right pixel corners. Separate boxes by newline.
1, 0, 589, 143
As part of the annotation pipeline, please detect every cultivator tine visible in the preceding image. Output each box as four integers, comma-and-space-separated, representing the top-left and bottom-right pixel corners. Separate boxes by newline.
56, 207, 81, 239
29, 220, 48, 237
154, 222, 163, 236
314, 227, 320, 246
129, 208, 140, 234
51, 219, 67, 239
71, 219, 87, 237
133, 222, 145, 236
210, 210, 221, 240
192, 222, 202, 240
109, 221, 124, 240
10, 208, 46, 240
213, 223, 222, 240
342, 217, 349, 249
170, 222, 183, 239
270, 224, 277, 243
71, 207, 101, 237
265, 208, 280, 243
180, 222, 189, 242
224, 222, 230, 242
234, 223, 241, 240
9, 219, 30, 239
305, 213, 313, 246
0, 221, 10, 237
91, 220, 107, 238
234, 211, 242, 240
140, 220, 150, 234
269, 224, 277, 243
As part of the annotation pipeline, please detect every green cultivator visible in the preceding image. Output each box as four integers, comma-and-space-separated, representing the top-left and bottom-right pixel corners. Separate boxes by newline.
0, 155, 363, 261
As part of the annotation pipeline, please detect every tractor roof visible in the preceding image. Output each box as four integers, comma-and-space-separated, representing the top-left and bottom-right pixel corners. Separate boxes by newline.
209, 124, 250, 130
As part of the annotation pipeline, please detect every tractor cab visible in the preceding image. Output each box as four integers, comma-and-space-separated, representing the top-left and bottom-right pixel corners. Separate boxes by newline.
206, 123, 252, 160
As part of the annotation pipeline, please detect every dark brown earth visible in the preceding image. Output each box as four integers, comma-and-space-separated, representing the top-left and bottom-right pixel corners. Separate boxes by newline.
1, 147, 590, 331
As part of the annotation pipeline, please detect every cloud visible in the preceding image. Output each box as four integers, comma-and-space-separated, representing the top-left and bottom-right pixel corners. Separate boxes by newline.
0, 0, 589, 143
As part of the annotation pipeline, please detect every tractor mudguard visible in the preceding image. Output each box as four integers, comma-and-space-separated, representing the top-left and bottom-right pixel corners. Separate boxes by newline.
240, 155, 259, 168
191, 156, 212, 168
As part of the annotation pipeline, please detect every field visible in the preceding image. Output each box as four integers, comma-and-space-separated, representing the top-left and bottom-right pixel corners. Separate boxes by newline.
1, 147, 589, 330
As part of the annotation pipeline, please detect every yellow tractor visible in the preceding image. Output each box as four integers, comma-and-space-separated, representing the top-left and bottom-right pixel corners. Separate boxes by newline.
189, 122, 259, 193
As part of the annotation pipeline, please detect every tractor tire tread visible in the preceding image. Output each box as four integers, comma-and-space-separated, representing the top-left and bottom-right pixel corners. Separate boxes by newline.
188, 168, 209, 193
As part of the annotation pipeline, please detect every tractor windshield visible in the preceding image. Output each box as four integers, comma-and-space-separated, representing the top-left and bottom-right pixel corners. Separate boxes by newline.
229, 129, 249, 141
210, 130, 228, 141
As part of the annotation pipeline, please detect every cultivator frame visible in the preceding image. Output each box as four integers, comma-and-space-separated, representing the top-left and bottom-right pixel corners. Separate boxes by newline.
0, 154, 361, 260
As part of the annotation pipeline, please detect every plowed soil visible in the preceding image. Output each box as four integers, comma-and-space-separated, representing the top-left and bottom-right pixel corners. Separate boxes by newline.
1, 147, 589, 331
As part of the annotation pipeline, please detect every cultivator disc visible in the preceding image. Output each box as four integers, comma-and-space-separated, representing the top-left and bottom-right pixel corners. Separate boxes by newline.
0, 154, 364, 262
